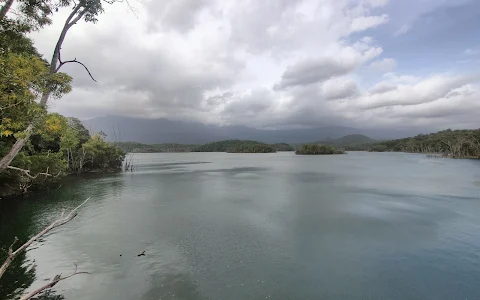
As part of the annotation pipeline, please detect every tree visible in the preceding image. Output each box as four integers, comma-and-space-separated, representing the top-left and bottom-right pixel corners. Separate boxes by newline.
0, 0, 131, 173
367, 129, 480, 158
295, 144, 345, 155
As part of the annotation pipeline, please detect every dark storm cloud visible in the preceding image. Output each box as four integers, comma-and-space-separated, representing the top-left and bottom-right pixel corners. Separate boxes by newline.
55, 22, 244, 117
146, 0, 209, 33
274, 58, 357, 90
322, 79, 359, 100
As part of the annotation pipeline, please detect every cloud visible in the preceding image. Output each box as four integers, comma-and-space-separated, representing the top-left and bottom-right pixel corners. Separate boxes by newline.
464, 48, 479, 56
274, 44, 382, 89
365, 0, 389, 7
394, 24, 411, 36
28, 0, 480, 134
351, 14, 389, 32
145, 0, 209, 33
358, 74, 479, 109
321, 78, 359, 100
368, 58, 397, 72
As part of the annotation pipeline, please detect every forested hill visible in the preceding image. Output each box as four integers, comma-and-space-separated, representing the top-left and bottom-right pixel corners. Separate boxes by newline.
115, 142, 196, 153
192, 140, 277, 153
367, 129, 480, 158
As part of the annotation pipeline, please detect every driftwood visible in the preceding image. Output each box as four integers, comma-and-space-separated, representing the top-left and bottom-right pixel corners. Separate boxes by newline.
19, 263, 89, 300
7, 166, 61, 180
0, 198, 90, 279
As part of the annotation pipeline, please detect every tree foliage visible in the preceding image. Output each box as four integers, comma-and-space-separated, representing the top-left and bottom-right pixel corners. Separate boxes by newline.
115, 142, 197, 153
0, 0, 127, 197
1, 113, 125, 196
193, 140, 277, 153
227, 143, 276, 153
271, 143, 294, 151
295, 144, 345, 155
367, 129, 480, 158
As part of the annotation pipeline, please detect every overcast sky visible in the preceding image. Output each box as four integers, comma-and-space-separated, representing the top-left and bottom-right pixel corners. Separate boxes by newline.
32, 0, 480, 131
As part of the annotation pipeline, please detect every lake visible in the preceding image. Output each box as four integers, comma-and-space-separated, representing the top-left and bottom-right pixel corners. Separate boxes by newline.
1, 152, 480, 300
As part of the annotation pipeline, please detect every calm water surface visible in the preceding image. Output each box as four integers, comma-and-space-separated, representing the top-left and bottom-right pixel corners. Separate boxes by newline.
1, 152, 480, 300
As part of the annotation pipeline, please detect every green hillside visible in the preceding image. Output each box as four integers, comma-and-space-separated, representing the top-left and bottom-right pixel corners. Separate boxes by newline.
368, 129, 480, 158
115, 142, 196, 153
193, 140, 276, 153
271, 143, 295, 151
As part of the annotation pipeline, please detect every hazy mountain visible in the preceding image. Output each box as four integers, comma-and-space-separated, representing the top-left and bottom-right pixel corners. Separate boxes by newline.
83, 116, 415, 144
318, 134, 376, 146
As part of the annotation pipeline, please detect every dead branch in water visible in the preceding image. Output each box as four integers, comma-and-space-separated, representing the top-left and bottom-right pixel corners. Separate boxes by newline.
0, 198, 90, 279
124, 155, 136, 172
19, 263, 89, 300
7, 166, 61, 180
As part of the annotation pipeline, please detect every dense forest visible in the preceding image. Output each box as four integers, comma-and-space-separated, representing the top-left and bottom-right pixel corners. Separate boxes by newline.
227, 144, 276, 153
0, 0, 126, 197
295, 144, 345, 155
366, 129, 480, 158
271, 143, 294, 151
115, 142, 196, 153
0, 115, 125, 197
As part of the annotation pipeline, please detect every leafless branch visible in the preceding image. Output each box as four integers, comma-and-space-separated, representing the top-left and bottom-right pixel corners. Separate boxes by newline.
7, 166, 61, 180
0, 198, 90, 280
19, 263, 90, 300
56, 53, 97, 82
7, 237, 18, 256
0, 100, 25, 111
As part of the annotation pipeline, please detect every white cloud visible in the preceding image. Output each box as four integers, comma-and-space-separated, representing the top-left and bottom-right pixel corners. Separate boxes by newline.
368, 58, 397, 72
27, 0, 480, 132
394, 24, 411, 36
358, 74, 479, 109
351, 14, 389, 32
365, 0, 389, 7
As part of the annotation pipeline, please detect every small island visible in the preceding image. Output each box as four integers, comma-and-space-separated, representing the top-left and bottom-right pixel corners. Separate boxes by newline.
193, 140, 277, 153
295, 144, 345, 155
227, 144, 276, 153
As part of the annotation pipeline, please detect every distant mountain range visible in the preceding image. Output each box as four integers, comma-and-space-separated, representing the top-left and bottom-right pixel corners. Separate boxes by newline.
83, 116, 417, 144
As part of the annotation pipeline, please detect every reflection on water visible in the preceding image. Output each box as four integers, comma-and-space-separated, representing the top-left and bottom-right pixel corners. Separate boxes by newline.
1, 152, 480, 300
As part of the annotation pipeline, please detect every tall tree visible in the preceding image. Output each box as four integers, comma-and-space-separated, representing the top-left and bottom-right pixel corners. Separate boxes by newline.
0, 0, 130, 173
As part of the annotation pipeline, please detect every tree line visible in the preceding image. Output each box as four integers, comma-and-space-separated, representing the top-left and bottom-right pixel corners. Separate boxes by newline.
351, 129, 480, 158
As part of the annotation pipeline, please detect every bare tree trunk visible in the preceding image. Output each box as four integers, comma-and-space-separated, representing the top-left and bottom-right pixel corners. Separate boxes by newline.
0, 0, 14, 22
0, 124, 33, 173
